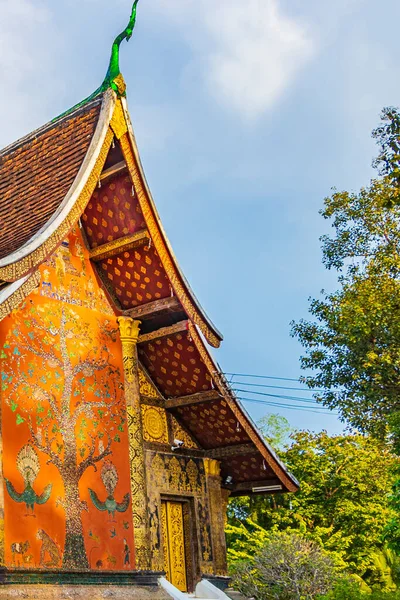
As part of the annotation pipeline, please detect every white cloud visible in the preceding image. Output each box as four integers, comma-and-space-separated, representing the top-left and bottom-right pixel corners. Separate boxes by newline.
0, 0, 48, 83
0, 0, 60, 147
151, 0, 315, 121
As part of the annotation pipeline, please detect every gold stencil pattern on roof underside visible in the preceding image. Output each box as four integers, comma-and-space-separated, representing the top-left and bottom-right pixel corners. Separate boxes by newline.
142, 405, 169, 444
119, 132, 222, 348
98, 246, 171, 309
82, 173, 146, 247
228, 455, 268, 481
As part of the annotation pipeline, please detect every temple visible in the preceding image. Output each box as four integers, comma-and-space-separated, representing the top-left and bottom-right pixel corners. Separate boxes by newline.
0, 4, 298, 597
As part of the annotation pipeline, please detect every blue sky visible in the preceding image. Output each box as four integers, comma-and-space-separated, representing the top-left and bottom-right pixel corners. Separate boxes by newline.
1, 0, 399, 435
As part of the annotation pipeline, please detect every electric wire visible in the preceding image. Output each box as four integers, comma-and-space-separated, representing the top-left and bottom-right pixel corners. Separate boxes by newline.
222, 371, 339, 415
233, 388, 323, 404
224, 372, 303, 383
237, 397, 338, 415
231, 381, 326, 393
237, 393, 334, 411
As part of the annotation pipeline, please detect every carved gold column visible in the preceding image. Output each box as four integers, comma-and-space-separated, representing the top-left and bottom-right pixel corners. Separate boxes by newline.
118, 317, 151, 570
204, 458, 228, 576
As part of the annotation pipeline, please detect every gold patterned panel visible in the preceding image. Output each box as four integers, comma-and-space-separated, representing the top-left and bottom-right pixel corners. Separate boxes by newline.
183, 503, 194, 590
162, 501, 187, 592
139, 367, 161, 398
161, 502, 171, 582
0, 271, 40, 322
146, 452, 213, 576
205, 459, 228, 576
171, 416, 199, 449
142, 405, 168, 444
110, 98, 128, 140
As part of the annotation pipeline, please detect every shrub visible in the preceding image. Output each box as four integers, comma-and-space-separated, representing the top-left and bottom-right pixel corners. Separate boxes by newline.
319, 577, 400, 599
230, 531, 336, 600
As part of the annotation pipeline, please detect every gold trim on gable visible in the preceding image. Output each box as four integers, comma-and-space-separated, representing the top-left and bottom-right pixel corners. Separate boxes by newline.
110, 99, 128, 140
119, 132, 222, 349
0, 272, 41, 322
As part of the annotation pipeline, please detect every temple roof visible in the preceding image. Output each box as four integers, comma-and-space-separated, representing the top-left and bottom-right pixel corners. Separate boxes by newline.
0, 6, 298, 495
0, 99, 102, 262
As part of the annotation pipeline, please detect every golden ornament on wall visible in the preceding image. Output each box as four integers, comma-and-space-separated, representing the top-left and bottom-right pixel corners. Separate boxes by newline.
142, 405, 168, 444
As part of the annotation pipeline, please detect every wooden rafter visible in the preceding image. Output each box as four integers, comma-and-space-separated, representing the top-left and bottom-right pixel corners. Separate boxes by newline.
125, 296, 182, 320
100, 160, 127, 183
138, 320, 188, 344
208, 443, 257, 459
89, 230, 150, 262
230, 479, 283, 495
165, 389, 221, 410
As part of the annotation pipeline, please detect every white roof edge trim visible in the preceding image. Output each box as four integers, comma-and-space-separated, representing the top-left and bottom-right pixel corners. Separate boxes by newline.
0, 276, 31, 303
0, 90, 116, 268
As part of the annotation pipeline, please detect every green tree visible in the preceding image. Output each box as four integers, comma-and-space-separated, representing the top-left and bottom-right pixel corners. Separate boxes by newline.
228, 430, 396, 582
230, 531, 336, 600
372, 107, 400, 205
291, 109, 400, 437
258, 413, 293, 450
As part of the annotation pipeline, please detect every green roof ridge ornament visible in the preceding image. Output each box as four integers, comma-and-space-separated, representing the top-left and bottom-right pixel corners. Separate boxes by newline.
53, 0, 140, 121
102, 0, 140, 96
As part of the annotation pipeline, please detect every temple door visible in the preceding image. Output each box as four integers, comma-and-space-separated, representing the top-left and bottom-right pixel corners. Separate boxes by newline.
161, 500, 188, 592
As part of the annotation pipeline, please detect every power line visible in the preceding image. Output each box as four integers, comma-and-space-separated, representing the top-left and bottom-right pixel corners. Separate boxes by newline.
231, 381, 326, 393
238, 395, 334, 411
233, 388, 323, 405
225, 372, 302, 383
237, 397, 338, 415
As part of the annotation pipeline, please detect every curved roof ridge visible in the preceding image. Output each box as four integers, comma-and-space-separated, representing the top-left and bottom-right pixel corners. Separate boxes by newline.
0, 94, 104, 162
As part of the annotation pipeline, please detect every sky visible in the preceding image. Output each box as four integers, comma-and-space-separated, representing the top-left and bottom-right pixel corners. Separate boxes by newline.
1, 0, 400, 435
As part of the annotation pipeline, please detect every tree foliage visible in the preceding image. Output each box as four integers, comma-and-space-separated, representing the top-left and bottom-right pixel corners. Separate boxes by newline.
373, 107, 400, 202
258, 413, 294, 450
291, 108, 400, 437
228, 429, 396, 585
230, 532, 336, 600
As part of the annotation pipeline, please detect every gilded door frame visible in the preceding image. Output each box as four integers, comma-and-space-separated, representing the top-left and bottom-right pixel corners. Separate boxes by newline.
161, 495, 199, 592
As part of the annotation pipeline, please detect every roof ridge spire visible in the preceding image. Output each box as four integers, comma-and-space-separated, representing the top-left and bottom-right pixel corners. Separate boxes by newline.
102, 0, 140, 96
52, 1, 140, 122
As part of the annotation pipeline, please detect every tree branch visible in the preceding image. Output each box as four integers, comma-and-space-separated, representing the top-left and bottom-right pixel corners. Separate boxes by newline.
28, 418, 63, 471
78, 434, 112, 479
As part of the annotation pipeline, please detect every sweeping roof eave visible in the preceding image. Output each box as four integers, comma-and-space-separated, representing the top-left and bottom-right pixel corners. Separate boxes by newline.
0, 87, 223, 351
185, 322, 299, 493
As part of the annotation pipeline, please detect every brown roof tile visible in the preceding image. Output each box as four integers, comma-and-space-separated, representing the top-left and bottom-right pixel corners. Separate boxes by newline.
0, 98, 103, 260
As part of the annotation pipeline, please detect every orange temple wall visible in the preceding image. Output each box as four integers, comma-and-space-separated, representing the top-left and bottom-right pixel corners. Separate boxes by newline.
0, 227, 135, 571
